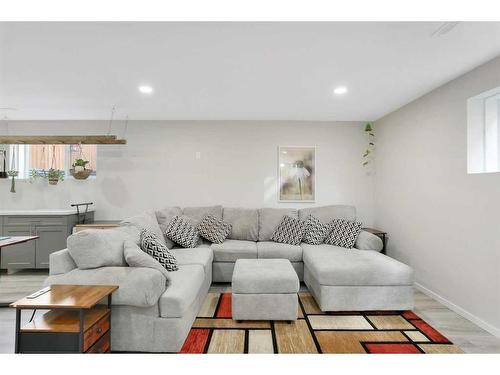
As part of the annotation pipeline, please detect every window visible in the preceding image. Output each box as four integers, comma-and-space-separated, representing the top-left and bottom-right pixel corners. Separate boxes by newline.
467, 86, 500, 174
8, 144, 97, 179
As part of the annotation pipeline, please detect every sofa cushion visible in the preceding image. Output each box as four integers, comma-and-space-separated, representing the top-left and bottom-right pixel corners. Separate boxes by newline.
324, 219, 362, 248
140, 230, 179, 271
155, 206, 182, 248
258, 208, 298, 241
232, 259, 299, 294
211, 240, 257, 262
183, 205, 223, 224
165, 215, 200, 248
159, 264, 205, 318
124, 239, 171, 279
120, 211, 166, 246
170, 248, 213, 273
302, 244, 414, 286
303, 215, 331, 245
197, 215, 232, 244
257, 241, 302, 262
67, 229, 128, 269
270, 215, 306, 245
223, 207, 259, 241
355, 230, 384, 252
49, 249, 77, 275
44, 266, 167, 307
298, 205, 356, 222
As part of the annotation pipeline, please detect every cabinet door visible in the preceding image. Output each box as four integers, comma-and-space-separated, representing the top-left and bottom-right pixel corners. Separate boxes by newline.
1, 226, 36, 269
35, 225, 68, 269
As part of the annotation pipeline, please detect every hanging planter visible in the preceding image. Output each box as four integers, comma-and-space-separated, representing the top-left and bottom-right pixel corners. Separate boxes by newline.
69, 150, 92, 180
0, 150, 8, 179
48, 168, 65, 185
70, 168, 92, 180
30, 168, 65, 185
7, 143, 19, 193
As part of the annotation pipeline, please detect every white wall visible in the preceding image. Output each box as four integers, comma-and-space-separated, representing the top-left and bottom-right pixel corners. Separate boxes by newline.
0, 121, 374, 225
374, 56, 500, 335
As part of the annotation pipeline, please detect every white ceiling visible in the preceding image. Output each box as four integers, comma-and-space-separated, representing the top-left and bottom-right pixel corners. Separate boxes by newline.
1, 22, 500, 121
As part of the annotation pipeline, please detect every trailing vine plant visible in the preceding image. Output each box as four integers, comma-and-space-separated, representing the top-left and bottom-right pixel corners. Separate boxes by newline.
363, 122, 375, 166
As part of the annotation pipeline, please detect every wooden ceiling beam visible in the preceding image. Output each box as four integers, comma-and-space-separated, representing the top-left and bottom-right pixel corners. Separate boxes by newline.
0, 135, 127, 145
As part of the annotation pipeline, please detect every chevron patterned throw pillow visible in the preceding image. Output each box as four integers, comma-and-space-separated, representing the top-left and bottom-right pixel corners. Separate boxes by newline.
270, 215, 306, 245
323, 219, 362, 248
197, 215, 232, 244
303, 215, 331, 245
139, 229, 178, 271
165, 215, 200, 248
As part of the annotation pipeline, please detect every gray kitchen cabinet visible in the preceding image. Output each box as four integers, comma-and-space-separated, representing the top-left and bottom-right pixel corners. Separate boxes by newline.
1, 226, 36, 269
34, 226, 68, 268
0, 211, 94, 270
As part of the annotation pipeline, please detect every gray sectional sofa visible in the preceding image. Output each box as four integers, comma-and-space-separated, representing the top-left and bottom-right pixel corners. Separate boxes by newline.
45, 204, 414, 353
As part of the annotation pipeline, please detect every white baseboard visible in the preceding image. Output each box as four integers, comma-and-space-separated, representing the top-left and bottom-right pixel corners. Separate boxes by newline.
414, 282, 500, 338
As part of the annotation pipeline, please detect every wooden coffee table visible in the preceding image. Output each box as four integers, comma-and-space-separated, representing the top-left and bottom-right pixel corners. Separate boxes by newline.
10, 284, 118, 353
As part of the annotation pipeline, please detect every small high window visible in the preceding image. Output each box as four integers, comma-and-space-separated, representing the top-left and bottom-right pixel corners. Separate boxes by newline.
467, 86, 500, 174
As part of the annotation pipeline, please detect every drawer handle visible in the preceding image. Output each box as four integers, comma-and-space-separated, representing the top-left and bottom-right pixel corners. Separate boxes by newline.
96, 327, 102, 334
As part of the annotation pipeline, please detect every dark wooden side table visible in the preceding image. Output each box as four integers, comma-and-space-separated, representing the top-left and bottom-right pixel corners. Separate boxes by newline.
362, 228, 387, 255
10, 284, 118, 353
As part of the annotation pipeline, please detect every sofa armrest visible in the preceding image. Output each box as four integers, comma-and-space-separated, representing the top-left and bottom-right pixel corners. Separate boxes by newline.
49, 249, 77, 275
45, 266, 167, 307
354, 231, 383, 252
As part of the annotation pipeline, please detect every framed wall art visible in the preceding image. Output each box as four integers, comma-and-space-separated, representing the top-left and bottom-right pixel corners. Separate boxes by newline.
278, 146, 315, 202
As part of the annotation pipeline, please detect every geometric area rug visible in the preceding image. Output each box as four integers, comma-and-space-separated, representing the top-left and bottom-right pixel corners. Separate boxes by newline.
179, 292, 463, 354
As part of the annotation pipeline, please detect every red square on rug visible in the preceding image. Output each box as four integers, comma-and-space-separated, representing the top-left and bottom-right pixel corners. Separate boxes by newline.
365, 343, 421, 354
179, 329, 210, 354
215, 293, 232, 318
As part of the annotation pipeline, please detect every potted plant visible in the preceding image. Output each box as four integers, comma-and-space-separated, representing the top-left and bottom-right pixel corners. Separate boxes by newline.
30, 169, 65, 185
47, 168, 65, 185
73, 158, 89, 172
362, 122, 375, 167
70, 158, 92, 180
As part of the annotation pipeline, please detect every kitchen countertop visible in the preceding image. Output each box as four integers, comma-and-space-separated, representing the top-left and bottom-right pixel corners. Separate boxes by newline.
0, 209, 94, 216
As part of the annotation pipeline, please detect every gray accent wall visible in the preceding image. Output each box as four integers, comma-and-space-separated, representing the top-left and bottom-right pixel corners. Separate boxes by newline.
374, 55, 500, 337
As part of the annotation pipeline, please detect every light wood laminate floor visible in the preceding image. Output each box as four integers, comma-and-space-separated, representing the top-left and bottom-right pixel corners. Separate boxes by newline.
1, 271, 499, 353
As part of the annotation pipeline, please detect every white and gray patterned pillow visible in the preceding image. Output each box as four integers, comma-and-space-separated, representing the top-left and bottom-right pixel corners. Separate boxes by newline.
324, 219, 362, 248
303, 215, 331, 245
270, 215, 306, 246
165, 215, 200, 248
139, 229, 178, 271
197, 215, 232, 244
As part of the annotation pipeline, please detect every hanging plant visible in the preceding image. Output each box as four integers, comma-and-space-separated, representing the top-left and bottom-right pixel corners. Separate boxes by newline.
70, 144, 93, 180
72, 158, 89, 172
70, 160, 92, 179
362, 122, 375, 167
47, 168, 65, 185
30, 168, 65, 185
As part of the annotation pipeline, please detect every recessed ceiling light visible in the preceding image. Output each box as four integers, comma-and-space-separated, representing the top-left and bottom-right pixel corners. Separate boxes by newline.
333, 86, 348, 95
138, 85, 153, 94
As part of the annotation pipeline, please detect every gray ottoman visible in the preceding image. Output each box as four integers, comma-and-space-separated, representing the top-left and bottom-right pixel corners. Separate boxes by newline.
232, 259, 299, 321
